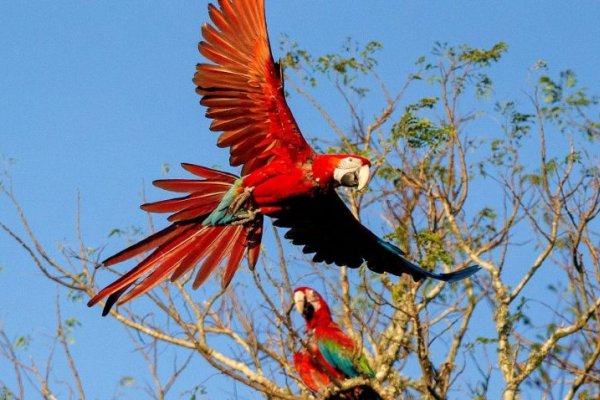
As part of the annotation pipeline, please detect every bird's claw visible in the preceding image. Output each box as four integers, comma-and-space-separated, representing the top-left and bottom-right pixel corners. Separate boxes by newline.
229, 186, 254, 215
231, 209, 257, 225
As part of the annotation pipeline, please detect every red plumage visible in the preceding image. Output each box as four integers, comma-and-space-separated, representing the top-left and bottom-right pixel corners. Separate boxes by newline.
293, 348, 345, 395
195, 0, 314, 176
87, 165, 260, 315
89, 0, 478, 315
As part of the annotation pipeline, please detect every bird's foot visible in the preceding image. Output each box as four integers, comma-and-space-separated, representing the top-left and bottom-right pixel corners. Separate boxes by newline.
228, 186, 254, 215
231, 209, 257, 225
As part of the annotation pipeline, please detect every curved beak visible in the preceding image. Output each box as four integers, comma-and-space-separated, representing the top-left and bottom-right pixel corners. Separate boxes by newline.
335, 164, 371, 191
356, 164, 370, 191
293, 291, 306, 315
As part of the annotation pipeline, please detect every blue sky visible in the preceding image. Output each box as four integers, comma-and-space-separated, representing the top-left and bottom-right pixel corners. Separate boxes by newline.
1, 1, 599, 398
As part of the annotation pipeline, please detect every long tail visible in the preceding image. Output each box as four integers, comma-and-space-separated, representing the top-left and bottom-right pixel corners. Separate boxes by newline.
88, 163, 263, 316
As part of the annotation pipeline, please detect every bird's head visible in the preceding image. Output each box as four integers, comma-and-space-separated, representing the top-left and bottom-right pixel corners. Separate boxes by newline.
312, 154, 371, 191
294, 287, 332, 329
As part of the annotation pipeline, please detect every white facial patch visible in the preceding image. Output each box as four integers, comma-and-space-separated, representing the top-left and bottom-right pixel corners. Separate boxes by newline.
333, 167, 354, 183
338, 157, 361, 170
333, 157, 362, 184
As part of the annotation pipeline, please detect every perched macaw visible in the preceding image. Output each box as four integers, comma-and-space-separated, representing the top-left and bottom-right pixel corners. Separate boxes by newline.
88, 0, 479, 315
293, 287, 382, 400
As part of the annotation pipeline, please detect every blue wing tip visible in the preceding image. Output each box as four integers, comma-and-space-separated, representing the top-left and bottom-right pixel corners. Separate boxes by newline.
376, 238, 481, 282
439, 264, 481, 282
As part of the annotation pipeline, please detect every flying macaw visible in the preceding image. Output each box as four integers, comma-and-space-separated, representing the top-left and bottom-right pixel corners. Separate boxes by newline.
88, 0, 479, 315
293, 287, 382, 400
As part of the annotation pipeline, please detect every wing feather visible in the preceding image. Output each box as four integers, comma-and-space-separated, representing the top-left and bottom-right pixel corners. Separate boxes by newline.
141, 192, 224, 213
116, 228, 207, 304
88, 164, 263, 315
221, 227, 248, 288
272, 190, 480, 282
315, 325, 376, 379
152, 179, 232, 193
180, 163, 238, 181
101, 224, 183, 267
192, 227, 238, 289
169, 228, 224, 282
195, 0, 314, 175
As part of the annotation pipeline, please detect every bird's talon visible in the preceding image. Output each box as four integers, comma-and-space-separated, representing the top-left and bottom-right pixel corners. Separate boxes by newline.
231, 209, 257, 225
229, 187, 254, 215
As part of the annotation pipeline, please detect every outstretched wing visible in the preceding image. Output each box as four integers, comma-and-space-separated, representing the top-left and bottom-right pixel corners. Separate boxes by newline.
195, 0, 314, 176
272, 190, 480, 281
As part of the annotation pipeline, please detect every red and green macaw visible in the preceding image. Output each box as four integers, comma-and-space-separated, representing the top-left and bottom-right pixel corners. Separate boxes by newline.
293, 287, 382, 400
88, 0, 479, 315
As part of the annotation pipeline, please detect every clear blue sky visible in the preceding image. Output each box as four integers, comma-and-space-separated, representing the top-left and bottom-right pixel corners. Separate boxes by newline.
1, 1, 599, 398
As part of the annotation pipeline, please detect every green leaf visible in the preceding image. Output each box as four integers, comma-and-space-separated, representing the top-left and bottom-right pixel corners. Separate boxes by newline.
476, 336, 499, 344
458, 42, 508, 66
108, 228, 123, 238
65, 318, 81, 333
0, 386, 15, 400
14, 335, 30, 350
119, 376, 135, 387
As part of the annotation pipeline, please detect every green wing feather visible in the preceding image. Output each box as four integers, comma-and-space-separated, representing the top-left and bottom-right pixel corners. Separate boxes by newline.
316, 332, 375, 379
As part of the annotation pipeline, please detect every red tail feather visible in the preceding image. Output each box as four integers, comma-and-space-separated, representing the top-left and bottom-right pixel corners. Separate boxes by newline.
247, 218, 263, 270
181, 163, 237, 181
101, 224, 184, 267
192, 226, 240, 289
88, 224, 199, 307
169, 228, 224, 282
88, 163, 263, 315
116, 226, 209, 304
153, 179, 232, 192
141, 192, 224, 213
167, 204, 221, 223
222, 228, 247, 287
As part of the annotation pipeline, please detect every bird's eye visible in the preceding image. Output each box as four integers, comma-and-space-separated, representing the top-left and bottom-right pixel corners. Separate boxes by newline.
340, 157, 356, 168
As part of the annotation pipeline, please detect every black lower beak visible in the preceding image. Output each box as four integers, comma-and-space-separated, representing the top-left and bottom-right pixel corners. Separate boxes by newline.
302, 303, 315, 320
340, 171, 358, 187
